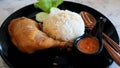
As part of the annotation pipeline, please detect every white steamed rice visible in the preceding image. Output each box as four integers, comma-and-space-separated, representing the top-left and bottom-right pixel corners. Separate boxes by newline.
43, 10, 85, 41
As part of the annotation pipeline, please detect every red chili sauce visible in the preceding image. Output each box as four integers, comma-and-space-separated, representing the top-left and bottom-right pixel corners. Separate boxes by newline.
77, 37, 99, 54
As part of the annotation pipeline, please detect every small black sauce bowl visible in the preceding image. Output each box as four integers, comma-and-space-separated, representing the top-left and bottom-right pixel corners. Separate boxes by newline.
74, 33, 103, 56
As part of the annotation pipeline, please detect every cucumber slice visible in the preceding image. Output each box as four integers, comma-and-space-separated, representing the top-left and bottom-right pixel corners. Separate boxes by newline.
35, 12, 48, 22
50, 7, 60, 13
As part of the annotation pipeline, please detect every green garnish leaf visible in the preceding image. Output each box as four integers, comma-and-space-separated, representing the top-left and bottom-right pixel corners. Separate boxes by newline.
34, 0, 63, 13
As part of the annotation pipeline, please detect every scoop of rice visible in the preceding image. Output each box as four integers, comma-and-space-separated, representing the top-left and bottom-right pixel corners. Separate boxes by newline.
43, 10, 85, 41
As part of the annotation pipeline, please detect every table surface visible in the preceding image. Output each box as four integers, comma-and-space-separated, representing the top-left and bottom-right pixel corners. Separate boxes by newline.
0, 0, 120, 68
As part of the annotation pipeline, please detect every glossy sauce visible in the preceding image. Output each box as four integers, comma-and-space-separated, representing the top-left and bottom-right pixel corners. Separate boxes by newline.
77, 37, 99, 54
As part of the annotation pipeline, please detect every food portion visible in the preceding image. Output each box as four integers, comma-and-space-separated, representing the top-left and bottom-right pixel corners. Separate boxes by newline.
8, 17, 73, 54
77, 36, 100, 54
8, 0, 87, 54
43, 10, 85, 41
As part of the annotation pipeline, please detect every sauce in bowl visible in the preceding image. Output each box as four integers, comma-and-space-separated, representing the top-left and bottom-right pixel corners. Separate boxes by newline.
77, 36, 99, 54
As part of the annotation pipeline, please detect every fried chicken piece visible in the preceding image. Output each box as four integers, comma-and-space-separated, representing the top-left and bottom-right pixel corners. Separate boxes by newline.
8, 17, 73, 54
